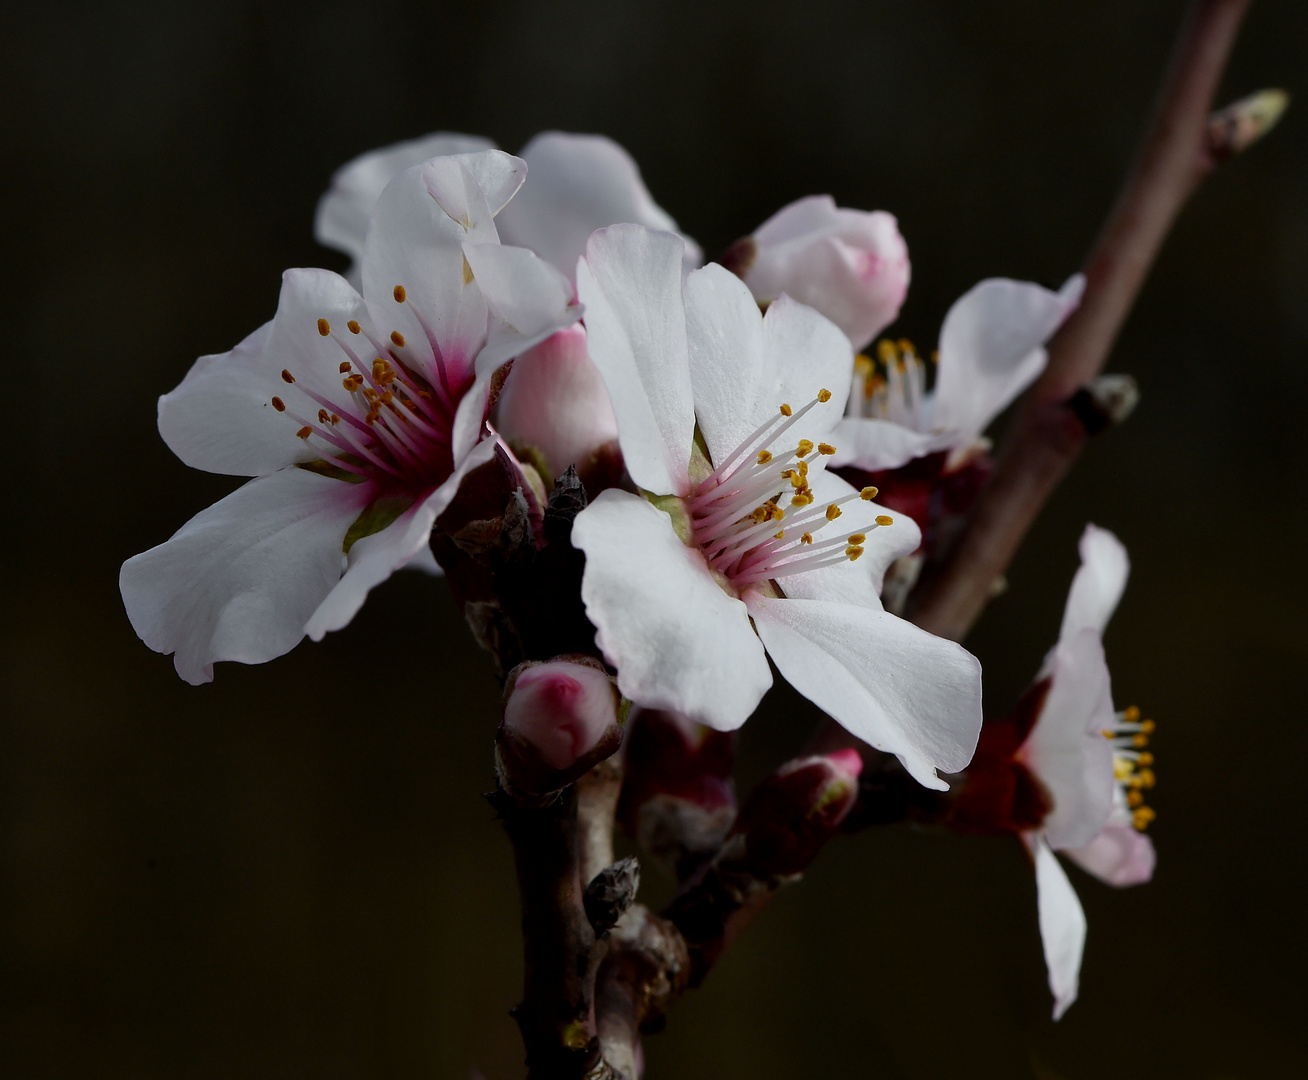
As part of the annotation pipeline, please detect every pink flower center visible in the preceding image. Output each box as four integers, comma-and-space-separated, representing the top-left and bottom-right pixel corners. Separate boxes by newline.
686, 390, 893, 589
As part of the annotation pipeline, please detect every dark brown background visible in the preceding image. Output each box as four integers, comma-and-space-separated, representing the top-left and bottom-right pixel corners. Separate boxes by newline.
3, 1, 1306, 1076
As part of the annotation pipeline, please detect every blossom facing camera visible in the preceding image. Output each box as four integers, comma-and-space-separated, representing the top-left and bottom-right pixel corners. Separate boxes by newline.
571, 224, 982, 790
498, 658, 623, 795
729, 195, 910, 352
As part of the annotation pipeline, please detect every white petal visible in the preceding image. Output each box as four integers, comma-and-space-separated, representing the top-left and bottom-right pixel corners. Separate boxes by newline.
159, 270, 372, 476
305, 437, 499, 639
463, 241, 582, 375
497, 131, 702, 279
685, 267, 852, 469
571, 489, 773, 731
774, 469, 921, 604
423, 151, 526, 237
119, 468, 372, 684
361, 163, 486, 394
1059, 524, 1130, 643
313, 132, 496, 275
931, 275, 1084, 440
1063, 823, 1156, 887
826, 415, 953, 471
748, 594, 982, 789
1024, 630, 1117, 850
576, 225, 695, 496
1028, 834, 1087, 1021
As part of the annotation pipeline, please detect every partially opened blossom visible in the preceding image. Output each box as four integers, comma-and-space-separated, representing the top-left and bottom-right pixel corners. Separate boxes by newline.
121, 150, 580, 683
728, 195, 911, 352
570, 225, 982, 790
951, 524, 1155, 1019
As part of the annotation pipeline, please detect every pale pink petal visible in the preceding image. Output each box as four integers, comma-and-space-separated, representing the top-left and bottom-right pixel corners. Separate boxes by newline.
495, 325, 619, 479
748, 594, 982, 790
825, 416, 953, 471
931, 275, 1084, 439
314, 132, 496, 278
1027, 833, 1087, 1021
572, 490, 773, 732
305, 437, 498, 639
1024, 630, 1117, 850
119, 469, 373, 684
423, 151, 526, 241
685, 268, 852, 470
497, 131, 702, 280
503, 661, 619, 772
1063, 823, 1156, 887
575, 225, 695, 497
159, 270, 371, 477
1059, 524, 1130, 644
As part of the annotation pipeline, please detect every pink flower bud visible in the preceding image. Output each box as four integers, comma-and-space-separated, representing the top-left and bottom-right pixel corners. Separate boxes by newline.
502, 659, 621, 773
737, 195, 910, 351
495, 325, 621, 483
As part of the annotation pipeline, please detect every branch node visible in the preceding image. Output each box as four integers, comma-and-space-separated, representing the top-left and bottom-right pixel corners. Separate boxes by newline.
585, 857, 642, 937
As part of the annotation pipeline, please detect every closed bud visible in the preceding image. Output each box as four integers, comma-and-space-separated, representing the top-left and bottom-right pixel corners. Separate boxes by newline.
738, 195, 910, 351
497, 657, 623, 796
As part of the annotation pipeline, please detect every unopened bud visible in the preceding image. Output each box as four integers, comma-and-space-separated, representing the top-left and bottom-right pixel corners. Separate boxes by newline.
732, 749, 863, 878
497, 657, 623, 796
739, 195, 910, 351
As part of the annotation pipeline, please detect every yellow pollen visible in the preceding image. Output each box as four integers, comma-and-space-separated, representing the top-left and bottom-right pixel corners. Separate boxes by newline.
1136, 768, 1156, 789
1127, 789, 1144, 808
365, 410, 380, 425
1114, 758, 1134, 781
801, 532, 813, 544
1137, 752, 1154, 766
774, 530, 785, 540
797, 439, 814, 456
798, 460, 809, 477
1123, 706, 1141, 722
390, 330, 405, 347
330, 413, 340, 424
393, 284, 406, 303
339, 361, 351, 374
860, 486, 879, 500
281, 369, 295, 384
270, 397, 285, 412
791, 493, 813, 506
875, 515, 894, 526
296, 425, 312, 439
1140, 719, 1156, 734
898, 338, 917, 356
854, 354, 874, 377
343, 374, 364, 392
817, 388, 832, 403
818, 442, 836, 455
931, 350, 939, 364
826, 504, 842, 521
846, 546, 864, 561
847, 534, 866, 544
876, 339, 897, 365
771, 505, 785, 522
317, 319, 330, 337
1132, 806, 1156, 830
757, 450, 773, 464
779, 403, 792, 417
347, 320, 361, 334
317, 409, 330, 424
1132, 733, 1150, 749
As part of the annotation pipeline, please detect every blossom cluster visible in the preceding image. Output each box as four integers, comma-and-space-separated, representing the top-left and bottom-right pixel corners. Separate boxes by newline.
121, 130, 1156, 1020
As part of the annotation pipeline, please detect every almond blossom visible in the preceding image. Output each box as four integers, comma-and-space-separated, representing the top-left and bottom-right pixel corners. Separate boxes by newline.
121, 150, 579, 683
570, 224, 982, 790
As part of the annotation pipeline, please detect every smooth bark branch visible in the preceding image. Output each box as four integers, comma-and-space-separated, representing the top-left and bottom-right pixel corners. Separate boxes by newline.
912, 0, 1260, 642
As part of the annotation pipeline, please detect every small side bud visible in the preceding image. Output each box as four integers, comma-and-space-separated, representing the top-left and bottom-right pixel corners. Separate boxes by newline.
1207, 88, 1288, 161
1066, 373, 1139, 435
497, 657, 623, 797
583, 856, 641, 936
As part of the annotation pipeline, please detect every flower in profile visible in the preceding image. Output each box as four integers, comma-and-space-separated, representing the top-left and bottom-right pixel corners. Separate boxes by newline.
121, 150, 580, 683
724, 195, 911, 352
950, 524, 1155, 1019
570, 224, 982, 790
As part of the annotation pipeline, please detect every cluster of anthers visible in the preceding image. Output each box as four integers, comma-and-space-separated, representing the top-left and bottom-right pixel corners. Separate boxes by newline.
848, 338, 934, 429
687, 390, 893, 589
268, 287, 456, 491
1106, 705, 1157, 831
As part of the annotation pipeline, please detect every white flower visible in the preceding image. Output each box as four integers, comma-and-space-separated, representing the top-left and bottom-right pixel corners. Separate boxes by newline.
569, 224, 982, 790
734, 195, 911, 352
830, 275, 1085, 473
121, 150, 580, 683
1019, 525, 1157, 1019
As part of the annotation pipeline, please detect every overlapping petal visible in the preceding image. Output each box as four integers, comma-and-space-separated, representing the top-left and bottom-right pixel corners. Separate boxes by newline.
1058, 523, 1130, 645
1028, 833, 1087, 1021
1063, 819, 1156, 886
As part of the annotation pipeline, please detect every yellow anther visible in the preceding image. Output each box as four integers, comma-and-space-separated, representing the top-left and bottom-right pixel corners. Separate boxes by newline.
270, 397, 285, 412
365, 410, 380, 425
875, 515, 894, 527
817, 388, 832, 403
1123, 705, 1141, 722
281, 369, 295, 384
296, 425, 313, 439
1126, 789, 1144, 808
393, 284, 406, 303
330, 413, 340, 424
846, 546, 864, 561
854, 354, 874, 376
791, 493, 813, 507
1137, 768, 1156, 789
317, 318, 330, 337
774, 530, 785, 540
390, 330, 405, 347
339, 361, 351, 374
797, 439, 814, 457
1132, 806, 1156, 830
801, 532, 813, 545
771, 505, 785, 522
347, 320, 361, 334
818, 442, 836, 455
343, 374, 365, 392
1132, 733, 1150, 749
1140, 719, 1156, 734
1114, 758, 1135, 781
848, 534, 866, 544
826, 504, 842, 522
897, 338, 917, 357
876, 340, 897, 365
757, 450, 773, 464
860, 486, 879, 500
779, 403, 792, 417
1137, 752, 1154, 766
317, 409, 330, 424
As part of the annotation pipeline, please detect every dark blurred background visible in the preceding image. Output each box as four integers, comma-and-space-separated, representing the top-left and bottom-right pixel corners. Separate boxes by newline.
3, 1, 1306, 1076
